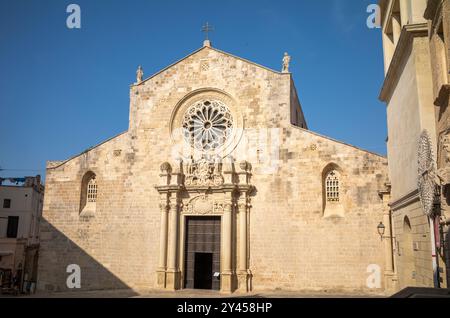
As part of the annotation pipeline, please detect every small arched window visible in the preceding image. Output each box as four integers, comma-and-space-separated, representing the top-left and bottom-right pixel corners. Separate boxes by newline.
80, 171, 97, 215
325, 170, 340, 202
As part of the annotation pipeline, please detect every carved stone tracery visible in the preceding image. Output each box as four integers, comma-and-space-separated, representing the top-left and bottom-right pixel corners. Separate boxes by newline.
182, 99, 234, 152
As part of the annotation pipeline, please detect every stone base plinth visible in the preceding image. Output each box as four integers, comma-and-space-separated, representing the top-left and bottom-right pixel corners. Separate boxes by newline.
166, 270, 181, 290
237, 271, 252, 292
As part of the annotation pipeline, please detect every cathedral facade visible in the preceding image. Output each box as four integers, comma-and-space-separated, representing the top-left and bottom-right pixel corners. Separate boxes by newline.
37, 42, 391, 294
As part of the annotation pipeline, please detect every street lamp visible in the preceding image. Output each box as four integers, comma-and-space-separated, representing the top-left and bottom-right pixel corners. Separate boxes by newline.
377, 222, 385, 237
377, 221, 395, 241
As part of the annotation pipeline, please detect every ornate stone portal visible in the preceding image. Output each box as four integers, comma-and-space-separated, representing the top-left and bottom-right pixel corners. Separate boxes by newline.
155, 158, 253, 293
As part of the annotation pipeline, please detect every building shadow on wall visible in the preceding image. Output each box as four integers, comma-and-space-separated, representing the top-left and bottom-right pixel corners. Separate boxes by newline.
36, 218, 138, 297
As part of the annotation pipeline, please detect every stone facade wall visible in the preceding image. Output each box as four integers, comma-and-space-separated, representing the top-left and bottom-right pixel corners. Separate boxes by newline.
37, 46, 389, 293
391, 200, 433, 288
249, 127, 388, 292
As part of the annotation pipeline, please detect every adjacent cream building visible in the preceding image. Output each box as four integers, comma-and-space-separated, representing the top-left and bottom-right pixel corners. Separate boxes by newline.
37, 41, 392, 294
379, 0, 449, 290
0, 176, 44, 291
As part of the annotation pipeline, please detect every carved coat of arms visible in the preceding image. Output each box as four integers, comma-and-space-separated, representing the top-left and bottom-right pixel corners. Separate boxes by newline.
185, 157, 224, 187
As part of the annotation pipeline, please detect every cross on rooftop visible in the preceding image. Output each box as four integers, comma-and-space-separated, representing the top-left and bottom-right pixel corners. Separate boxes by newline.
202, 22, 214, 41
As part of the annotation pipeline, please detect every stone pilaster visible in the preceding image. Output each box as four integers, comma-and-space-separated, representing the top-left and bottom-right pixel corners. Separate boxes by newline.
166, 194, 181, 290
156, 196, 169, 288
237, 200, 251, 292
221, 201, 234, 293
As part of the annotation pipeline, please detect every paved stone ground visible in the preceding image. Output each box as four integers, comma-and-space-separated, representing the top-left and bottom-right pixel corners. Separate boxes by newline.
3, 289, 386, 298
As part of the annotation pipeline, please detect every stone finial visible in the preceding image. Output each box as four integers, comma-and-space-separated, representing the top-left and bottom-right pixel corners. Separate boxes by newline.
282, 52, 291, 73
160, 162, 172, 174
239, 161, 250, 172
136, 65, 144, 84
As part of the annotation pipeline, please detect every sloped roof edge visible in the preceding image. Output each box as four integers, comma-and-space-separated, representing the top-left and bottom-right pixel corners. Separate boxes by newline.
290, 125, 387, 159
47, 131, 128, 170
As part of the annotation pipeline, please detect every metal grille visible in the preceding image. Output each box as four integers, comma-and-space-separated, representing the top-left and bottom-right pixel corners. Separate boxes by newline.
87, 177, 97, 203
326, 171, 340, 202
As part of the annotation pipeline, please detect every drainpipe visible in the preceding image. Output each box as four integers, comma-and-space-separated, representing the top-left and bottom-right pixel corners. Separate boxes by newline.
430, 215, 440, 288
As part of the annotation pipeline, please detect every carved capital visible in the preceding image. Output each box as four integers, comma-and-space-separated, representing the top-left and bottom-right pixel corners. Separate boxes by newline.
159, 202, 169, 212
168, 202, 179, 212
224, 202, 235, 213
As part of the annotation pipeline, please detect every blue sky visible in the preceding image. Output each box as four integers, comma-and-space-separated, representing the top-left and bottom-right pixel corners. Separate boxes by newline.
0, 0, 386, 181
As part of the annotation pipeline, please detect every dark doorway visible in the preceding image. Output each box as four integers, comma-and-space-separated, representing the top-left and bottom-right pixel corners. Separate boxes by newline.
7, 216, 19, 238
194, 253, 213, 289
184, 217, 221, 290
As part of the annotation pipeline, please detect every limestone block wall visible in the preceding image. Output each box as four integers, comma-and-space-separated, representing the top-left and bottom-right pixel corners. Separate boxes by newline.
245, 127, 388, 292
38, 46, 390, 293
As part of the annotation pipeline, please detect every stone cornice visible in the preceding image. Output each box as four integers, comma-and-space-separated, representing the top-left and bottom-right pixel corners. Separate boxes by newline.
155, 185, 183, 194
379, 24, 429, 103
380, 0, 395, 31
155, 184, 254, 194
389, 189, 420, 212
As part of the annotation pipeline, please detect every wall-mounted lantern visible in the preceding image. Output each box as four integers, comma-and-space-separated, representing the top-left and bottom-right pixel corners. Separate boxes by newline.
377, 221, 395, 241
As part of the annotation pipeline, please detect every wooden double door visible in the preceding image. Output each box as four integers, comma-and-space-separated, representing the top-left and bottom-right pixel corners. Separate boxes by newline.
184, 216, 221, 290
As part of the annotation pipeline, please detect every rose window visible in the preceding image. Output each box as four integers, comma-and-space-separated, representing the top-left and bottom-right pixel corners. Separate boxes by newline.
182, 100, 234, 151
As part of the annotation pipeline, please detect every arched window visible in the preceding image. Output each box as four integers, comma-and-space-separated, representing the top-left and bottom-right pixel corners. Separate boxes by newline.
325, 170, 340, 202
322, 165, 344, 218
80, 171, 97, 215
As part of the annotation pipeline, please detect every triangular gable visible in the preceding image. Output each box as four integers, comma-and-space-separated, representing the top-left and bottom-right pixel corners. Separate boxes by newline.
136, 45, 284, 86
